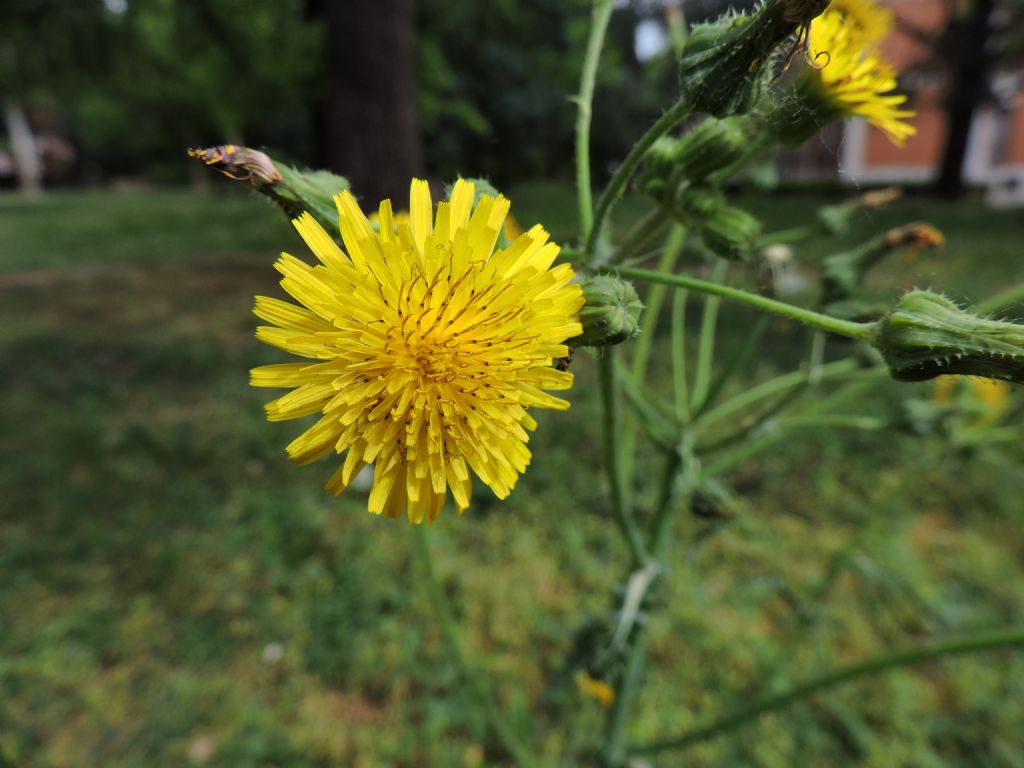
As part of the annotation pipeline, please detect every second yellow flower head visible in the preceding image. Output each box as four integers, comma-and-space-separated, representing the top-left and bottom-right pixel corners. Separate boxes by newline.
252, 179, 584, 523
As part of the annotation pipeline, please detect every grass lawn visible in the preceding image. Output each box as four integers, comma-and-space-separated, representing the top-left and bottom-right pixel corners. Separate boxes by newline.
2, 182, 1023, 767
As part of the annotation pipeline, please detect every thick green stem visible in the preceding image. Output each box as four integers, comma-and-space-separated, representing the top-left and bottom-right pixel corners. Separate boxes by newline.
696, 315, 767, 418
413, 526, 540, 768
615, 265, 878, 341
576, 0, 616, 241
599, 350, 650, 566
602, 625, 649, 767
698, 359, 867, 429
759, 224, 817, 247
631, 627, 1024, 756
647, 451, 686, 557
612, 205, 670, 265
690, 261, 728, 412
979, 281, 1024, 315
603, 454, 687, 767
621, 226, 686, 486
671, 285, 690, 421
585, 97, 691, 264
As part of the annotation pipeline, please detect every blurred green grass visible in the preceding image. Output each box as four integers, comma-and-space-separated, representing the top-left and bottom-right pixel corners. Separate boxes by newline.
2, 184, 1023, 767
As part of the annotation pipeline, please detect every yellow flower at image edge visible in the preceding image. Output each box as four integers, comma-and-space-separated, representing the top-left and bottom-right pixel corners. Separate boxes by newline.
809, 7, 916, 146
251, 179, 584, 523
825, 0, 894, 48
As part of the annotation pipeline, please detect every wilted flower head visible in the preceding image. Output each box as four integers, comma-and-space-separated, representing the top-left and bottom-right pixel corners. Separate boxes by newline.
188, 145, 282, 185
252, 179, 584, 523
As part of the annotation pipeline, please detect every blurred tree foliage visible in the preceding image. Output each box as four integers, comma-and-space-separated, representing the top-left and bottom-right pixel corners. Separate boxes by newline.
2, 0, 688, 185
1, 0, 320, 181
415, 0, 675, 184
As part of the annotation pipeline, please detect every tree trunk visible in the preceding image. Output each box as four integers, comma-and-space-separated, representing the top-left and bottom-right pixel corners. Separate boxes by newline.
932, 0, 996, 199
4, 101, 43, 196
324, 0, 422, 205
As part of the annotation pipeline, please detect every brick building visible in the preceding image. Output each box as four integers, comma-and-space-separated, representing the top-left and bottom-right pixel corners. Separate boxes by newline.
821, 0, 1024, 203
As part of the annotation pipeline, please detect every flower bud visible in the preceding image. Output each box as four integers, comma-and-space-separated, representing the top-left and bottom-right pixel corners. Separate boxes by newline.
189, 145, 349, 233
664, 186, 762, 261
669, 116, 764, 183
572, 275, 644, 347
874, 290, 1024, 384
701, 204, 763, 261
678, 0, 831, 118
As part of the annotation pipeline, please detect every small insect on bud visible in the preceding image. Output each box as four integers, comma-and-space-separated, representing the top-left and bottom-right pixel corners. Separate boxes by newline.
571, 275, 644, 347
874, 290, 1024, 384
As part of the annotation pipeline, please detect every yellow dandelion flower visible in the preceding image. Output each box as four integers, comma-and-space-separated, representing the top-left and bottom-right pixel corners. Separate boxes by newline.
251, 179, 584, 524
808, 6, 916, 146
826, 0, 894, 48
970, 377, 1011, 411
371, 208, 524, 243
931, 375, 1011, 427
574, 669, 616, 706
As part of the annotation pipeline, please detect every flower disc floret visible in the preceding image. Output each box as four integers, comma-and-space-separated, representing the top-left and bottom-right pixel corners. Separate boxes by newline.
252, 179, 584, 523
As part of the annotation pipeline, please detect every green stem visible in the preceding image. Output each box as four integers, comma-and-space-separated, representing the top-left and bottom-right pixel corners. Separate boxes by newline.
690, 261, 727, 412
631, 627, 1024, 756
666, 0, 688, 55
585, 97, 692, 264
621, 225, 686, 486
759, 224, 817, 247
612, 205, 670, 265
699, 362, 859, 428
782, 414, 887, 430
576, 0, 616, 241
412, 526, 540, 768
604, 454, 687, 767
696, 315, 768, 418
599, 350, 650, 567
704, 394, 888, 477
671, 284, 690, 421
615, 265, 878, 341
602, 625, 649, 767
647, 451, 686, 557
629, 227, 687, 385
978, 281, 1024, 315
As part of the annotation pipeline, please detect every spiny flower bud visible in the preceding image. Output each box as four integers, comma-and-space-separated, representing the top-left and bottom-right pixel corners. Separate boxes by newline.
678, 0, 831, 118
189, 145, 349, 233
702, 204, 763, 261
874, 290, 1024, 384
671, 186, 762, 260
660, 116, 765, 184
572, 275, 644, 347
